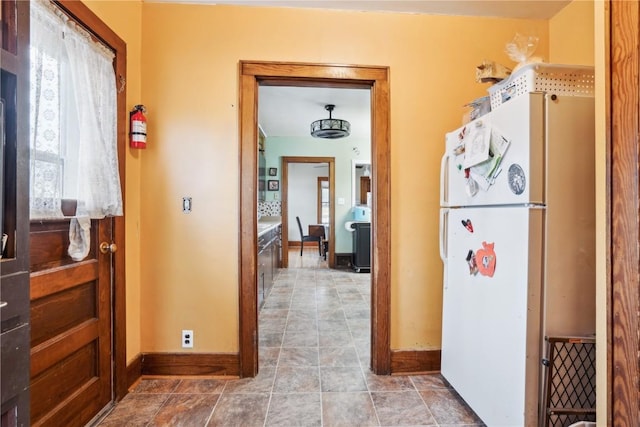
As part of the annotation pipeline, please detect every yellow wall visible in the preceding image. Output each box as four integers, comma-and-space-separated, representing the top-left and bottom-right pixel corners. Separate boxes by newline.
83, 0, 603, 361
550, 0, 603, 421
137, 3, 549, 352
82, 0, 143, 362
83, 0, 606, 418
549, 0, 595, 65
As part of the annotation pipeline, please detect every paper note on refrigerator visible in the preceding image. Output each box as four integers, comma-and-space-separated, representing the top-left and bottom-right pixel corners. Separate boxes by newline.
463, 122, 492, 168
469, 129, 511, 191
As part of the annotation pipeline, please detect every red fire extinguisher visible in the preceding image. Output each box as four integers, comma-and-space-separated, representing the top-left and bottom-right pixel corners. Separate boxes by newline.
130, 104, 147, 149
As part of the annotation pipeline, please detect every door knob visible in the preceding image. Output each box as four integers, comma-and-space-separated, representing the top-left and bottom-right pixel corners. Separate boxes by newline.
99, 242, 117, 254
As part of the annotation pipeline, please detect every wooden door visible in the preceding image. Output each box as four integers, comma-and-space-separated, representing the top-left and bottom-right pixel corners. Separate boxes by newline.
29, 217, 113, 426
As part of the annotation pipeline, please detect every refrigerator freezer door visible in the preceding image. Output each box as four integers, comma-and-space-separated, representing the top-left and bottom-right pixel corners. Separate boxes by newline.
441, 93, 545, 208
441, 206, 544, 426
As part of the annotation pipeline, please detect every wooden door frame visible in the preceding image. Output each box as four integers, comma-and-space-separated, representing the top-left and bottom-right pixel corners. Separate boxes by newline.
56, 0, 128, 400
280, 157, 335, 269
609, 0, 639, 423
239, 61, 390, 377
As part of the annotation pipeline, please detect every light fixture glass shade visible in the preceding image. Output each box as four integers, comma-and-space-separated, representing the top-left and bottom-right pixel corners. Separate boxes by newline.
310, 104, 350, 139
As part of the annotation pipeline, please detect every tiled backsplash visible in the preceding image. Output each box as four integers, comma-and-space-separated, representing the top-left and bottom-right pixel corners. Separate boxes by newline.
258, 201, 281, 218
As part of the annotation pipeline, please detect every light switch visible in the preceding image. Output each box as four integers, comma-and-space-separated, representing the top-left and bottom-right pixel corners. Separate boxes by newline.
338, 197, 345, 205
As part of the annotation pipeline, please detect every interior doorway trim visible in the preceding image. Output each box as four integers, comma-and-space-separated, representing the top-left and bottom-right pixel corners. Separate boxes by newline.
281, 157, 335, 269
239, 61, 391, 377
609, 0, 639, 422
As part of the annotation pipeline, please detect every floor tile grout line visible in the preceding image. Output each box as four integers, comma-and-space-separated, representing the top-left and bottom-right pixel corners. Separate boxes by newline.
262, 267, 291, 426
316, 266, 324, 427
345, 275, 381, 427
203, 387, 224, 427
136, 378, 183, 427
142, 389, 175, 427
411, 376, 441, 427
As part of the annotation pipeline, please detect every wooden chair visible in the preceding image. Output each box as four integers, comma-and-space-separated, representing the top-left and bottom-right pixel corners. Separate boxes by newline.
308, 224, 329, 260
296, 216, 322, 256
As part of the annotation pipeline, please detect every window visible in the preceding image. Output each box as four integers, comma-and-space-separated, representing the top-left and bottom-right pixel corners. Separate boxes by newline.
317, 177, 329, 224
29, 0, 122, 219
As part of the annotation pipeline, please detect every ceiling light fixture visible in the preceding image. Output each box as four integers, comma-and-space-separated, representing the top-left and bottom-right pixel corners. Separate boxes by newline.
310, 104, 350, 139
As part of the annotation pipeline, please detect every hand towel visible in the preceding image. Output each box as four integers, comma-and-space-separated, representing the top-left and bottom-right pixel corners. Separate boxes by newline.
68, 216, 91, 261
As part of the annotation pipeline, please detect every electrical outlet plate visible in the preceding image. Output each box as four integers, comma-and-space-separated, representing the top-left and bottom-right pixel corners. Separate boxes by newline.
182, 197, 192, 213
182, 329, 193, 348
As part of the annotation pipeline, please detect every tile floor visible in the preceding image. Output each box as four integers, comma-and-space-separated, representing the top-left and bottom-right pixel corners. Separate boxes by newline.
96, 248, 483, 426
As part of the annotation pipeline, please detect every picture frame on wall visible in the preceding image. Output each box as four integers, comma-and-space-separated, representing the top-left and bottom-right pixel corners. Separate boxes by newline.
268, 180, 279, 191
268, 167, 277, 176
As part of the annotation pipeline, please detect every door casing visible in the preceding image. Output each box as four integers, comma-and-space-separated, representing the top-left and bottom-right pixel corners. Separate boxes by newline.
609, 0, 639, 423
281, 156, 335, 269
238, 61, 391, 376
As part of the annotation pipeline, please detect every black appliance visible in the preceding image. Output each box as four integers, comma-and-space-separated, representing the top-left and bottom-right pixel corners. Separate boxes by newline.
351, 222, 370, 272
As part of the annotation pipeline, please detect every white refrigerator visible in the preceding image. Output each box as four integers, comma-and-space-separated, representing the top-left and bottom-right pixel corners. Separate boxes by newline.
439, 92, 595, 426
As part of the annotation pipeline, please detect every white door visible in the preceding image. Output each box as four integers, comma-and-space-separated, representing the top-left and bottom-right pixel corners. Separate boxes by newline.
440, 93, 545, 208
440, 205, 544, 426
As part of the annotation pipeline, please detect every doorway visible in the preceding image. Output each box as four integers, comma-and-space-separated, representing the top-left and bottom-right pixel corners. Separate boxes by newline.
281, 157, 335, 269
239, 61, 390, 377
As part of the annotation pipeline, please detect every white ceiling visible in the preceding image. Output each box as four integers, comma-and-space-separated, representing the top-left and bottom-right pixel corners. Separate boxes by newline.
150, 0, 571, 20
258, 86, 371, 139
149, 0, 571, 139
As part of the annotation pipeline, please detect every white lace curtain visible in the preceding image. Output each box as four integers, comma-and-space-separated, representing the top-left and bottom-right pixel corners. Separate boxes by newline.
30, 0, 123, 219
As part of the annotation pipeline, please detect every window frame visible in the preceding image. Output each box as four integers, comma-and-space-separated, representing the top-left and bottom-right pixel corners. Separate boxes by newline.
317, 176, 329, 224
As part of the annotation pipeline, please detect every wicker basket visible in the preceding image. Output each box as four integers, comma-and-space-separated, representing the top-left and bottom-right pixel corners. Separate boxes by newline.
488, 63, 595, 110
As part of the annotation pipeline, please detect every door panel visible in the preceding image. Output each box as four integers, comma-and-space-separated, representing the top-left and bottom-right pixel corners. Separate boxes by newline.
29, 218, 112, 427
30, 282, 97, 346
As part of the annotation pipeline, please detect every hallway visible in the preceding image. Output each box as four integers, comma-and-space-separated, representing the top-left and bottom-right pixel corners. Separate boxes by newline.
96, 248, 482, 426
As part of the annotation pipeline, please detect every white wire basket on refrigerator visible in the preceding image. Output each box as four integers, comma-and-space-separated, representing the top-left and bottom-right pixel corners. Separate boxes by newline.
488, 63, 595, 110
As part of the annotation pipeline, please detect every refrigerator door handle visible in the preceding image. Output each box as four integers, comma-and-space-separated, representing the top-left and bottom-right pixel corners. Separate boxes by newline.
440, 151, 449, 206
439, 208, 449, 264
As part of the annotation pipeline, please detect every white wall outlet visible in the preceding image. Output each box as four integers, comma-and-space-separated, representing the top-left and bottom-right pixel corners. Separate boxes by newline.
182, 329, 194, 348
